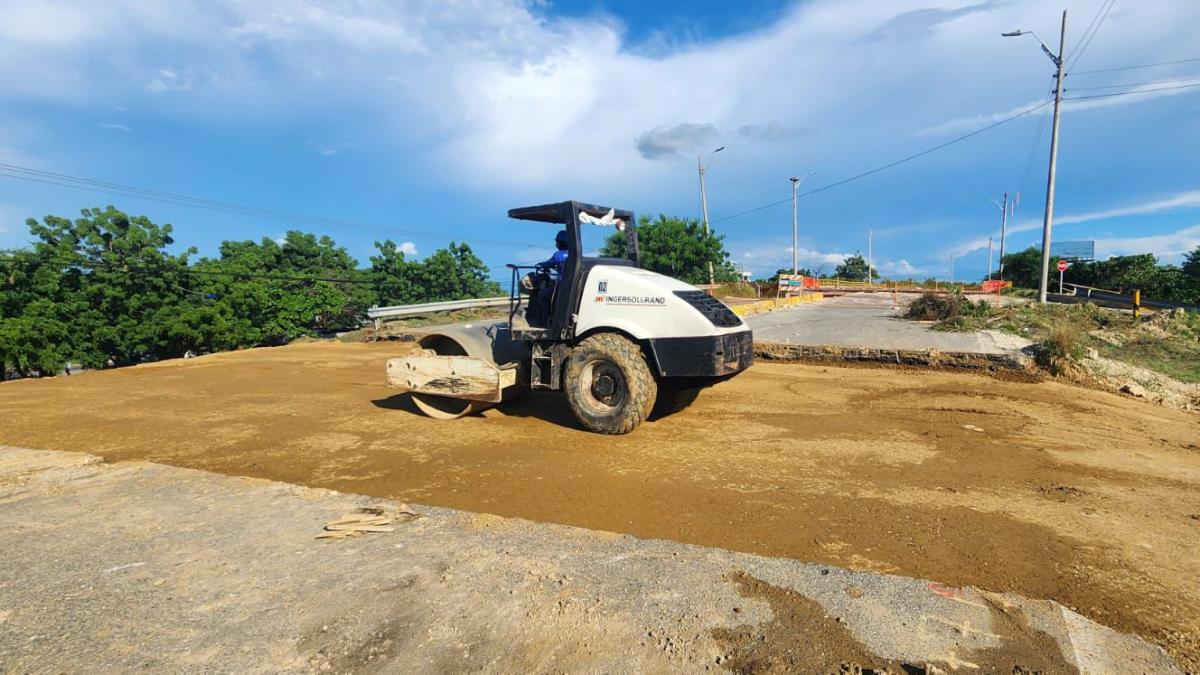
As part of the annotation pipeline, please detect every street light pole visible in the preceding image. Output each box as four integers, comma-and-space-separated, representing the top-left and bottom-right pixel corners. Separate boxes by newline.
989, 192, 1010, 279
987, 236, 993, 282
1004, 11, 1068, 303
789, 171, 815, 275
999, 192, 1009, 279
698, 146, 724, 289
867, 228, 873, 284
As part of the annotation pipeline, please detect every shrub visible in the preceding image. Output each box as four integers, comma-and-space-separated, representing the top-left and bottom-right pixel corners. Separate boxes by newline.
905, 291, 992, 322
1036, 325, 1085, 375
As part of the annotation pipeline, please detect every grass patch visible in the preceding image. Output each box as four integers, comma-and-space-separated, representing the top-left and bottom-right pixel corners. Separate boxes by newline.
714, 282, 760, 299
996, 303, 1200, 383
905, 292, 1200, 382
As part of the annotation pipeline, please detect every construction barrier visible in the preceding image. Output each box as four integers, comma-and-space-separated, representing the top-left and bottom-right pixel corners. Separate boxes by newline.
731, 293, 824, 317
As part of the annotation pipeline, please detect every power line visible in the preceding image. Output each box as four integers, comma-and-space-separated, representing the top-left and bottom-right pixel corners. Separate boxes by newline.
709, 98, 1052, 225
0, 162, 541, 250
1065, 0, 1116, 73
1063, 80, 1200, 101
1069, 56, 1200, 75
1066, 75, 1200, 91
0, 252, 376, 285
1017, 92, 1054, 196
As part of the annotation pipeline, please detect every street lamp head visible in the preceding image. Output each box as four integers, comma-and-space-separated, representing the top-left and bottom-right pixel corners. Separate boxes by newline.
1001, 30, 1025, 37
790, 176, 799, 183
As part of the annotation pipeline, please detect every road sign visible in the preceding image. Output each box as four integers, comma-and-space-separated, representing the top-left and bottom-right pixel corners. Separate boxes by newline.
1057, 260, 1068, 294
1057, 260, 1068, 272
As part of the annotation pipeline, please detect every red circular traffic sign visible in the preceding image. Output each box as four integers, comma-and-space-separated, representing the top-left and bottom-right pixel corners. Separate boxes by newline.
1057, 260, 1068, 272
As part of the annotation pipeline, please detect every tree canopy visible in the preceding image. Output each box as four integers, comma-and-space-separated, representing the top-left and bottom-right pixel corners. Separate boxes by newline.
0, 206, 501, 379
995, 245, 1199, 304
599, 214, 738, 285
834, 254, 879, 281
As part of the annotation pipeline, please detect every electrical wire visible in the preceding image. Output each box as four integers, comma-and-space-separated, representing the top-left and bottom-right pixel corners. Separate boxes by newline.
0, 162, 542, 249
1063, 80, 1200, 100
0, 252, 377, 285
1069, 56, 1200, 75
1016, 92, 1054, 196
708, 98, 1053, 225
1066, 75, 1200, 91
1065, 0, 1117, 73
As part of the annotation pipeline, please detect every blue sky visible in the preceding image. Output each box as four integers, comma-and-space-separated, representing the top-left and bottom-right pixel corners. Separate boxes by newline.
1, 0, 1198, 282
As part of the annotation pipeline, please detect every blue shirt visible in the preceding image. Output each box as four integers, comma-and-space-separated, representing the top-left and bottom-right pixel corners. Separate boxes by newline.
541, 249, 568, 276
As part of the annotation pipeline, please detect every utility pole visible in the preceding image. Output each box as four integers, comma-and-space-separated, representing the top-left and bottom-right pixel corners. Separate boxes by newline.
790, 177, 799, 275
698, 147, 724, 289
950, 254, 955, 286
987, 236, 994, 282
999, 192, 1009, 279
1004, 11, 1067, 303
1040, 11, 1068, 304
867, 229, 873, 284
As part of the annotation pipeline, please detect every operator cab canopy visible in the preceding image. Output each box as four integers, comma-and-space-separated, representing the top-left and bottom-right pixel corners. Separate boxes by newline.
507, 200, 638, 267
507, 201, 633, 227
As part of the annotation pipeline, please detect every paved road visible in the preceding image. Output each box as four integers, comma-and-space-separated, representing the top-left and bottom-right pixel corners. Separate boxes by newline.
0, 447, 1180, 673
747, 292, 1029, 355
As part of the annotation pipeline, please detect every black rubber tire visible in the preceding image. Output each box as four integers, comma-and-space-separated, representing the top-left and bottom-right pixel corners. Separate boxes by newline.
563, 333, 657, 434
651, 385, 702, 419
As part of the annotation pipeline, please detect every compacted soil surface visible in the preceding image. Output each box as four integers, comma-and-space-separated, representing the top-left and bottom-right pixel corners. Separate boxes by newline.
3, 341, 1198, 668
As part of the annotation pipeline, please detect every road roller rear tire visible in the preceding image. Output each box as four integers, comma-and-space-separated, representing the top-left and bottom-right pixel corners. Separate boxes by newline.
563, 333, 656, 435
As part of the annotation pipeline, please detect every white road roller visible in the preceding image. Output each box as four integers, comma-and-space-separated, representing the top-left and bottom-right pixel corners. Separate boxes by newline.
386, 201, 753, 434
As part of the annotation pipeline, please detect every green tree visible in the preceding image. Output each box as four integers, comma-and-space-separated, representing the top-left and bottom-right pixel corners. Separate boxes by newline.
191, 232, 374, 343
0, 249, 74, 378
997, 247, 1054, 289
600, 214, 737, 284
369, 240, 500, 305
834, 254, 879, 281
23, 207, 196, 368
1, 206, 507, 377
1180, 246, 1200, 301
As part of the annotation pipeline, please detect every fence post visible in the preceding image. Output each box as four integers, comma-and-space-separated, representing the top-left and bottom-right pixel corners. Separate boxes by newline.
1133, 289, 1141, 317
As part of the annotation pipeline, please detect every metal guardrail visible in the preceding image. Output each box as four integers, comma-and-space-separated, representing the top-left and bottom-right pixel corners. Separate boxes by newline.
367, 296, 511, 326
1057, 284, 1199, 313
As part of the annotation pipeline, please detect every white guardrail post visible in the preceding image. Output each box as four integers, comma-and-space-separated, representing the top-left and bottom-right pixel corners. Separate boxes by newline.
367, 296, 511, 329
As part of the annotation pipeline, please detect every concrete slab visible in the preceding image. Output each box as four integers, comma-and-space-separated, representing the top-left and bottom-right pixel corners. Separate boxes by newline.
746, 292, 1030, 356
0, 446, 1180, 673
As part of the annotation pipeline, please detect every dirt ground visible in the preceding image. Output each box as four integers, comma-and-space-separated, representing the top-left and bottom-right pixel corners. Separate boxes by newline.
2, 340, 1198, 669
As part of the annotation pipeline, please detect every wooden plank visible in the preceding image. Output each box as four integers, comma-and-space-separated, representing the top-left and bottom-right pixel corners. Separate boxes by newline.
386, 356, 517, 403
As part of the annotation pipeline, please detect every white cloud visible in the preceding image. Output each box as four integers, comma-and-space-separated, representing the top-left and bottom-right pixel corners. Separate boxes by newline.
0, 0, 1197, 209
147, 67, 192, 93
99, 122, 130, 132
919, 79, 1200, 137
881, 259, 918, 275
734, 240, 848, 275
946, 188, 1200, 257
399, 241, 418, 256
1095, 224, 1200, 260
